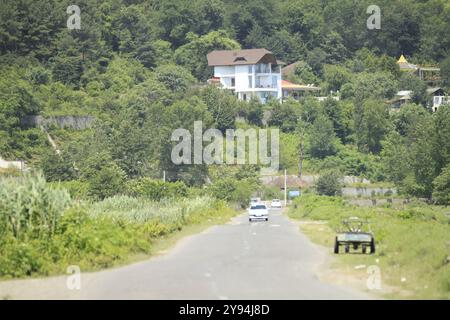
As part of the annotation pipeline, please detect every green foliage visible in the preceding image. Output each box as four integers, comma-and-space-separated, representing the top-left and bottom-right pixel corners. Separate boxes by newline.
352, 72, 398, 102
267, 99, 300, 132
154, 64, 196, 93
322, 98, 354, 142
382, 105, 444, 198
86, 163, 126, 200
200, 86, 238, 132
323, 64, 351, 92
286, 61, 319, 85
355, 99, 390, 154
432, 163, 450, 205
315, 170, 342, 196
208, 165, 260, 208
126, 178, 188, 201
49, 180, 90, 200
0, 173, 236, 278
308, 114, 337, 158
0, 173, 71, 240
440, 57, 450, 89
174, 30, 240, 80
399, 73, 428, 106
239, 97, 264, 126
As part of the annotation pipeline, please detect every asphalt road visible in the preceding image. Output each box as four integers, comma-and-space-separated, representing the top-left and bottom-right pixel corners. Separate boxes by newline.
0, 209, 372, 299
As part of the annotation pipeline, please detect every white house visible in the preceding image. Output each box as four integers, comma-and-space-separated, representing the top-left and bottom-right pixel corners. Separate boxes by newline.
207, 48, 283, 103
427, 87, 450, 112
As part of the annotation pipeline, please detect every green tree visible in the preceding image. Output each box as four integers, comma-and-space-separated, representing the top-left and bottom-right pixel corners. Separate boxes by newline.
267, 99, 300, 132
440, 57, 450, 89
174, 30, 240, 80
316, 170, 342, 196
200, 86, 238, 132
322, 98, 353, 142
399, 74, 428, 106
352, 71, 398, 102
355, 100, 390, 154
240, 97, 264, 126
287, 61, 319, 85
154, 64, 196, 93
324, 65, 351, 92
433, 104, 450, 173
432, 163, 450, 205
308, 114, 337, 158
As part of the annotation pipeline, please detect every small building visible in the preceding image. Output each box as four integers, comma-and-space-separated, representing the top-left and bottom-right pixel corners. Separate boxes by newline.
387, 90, 412, 111
427, 87, 450, 112
207, 48, 283, 103
397, 55, 441, 86
281, 80, 320, 100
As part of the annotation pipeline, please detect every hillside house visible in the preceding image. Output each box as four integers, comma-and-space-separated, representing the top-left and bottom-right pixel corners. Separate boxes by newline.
388, 90, 413, 111
397, 55, 441, 86
207, 49, 283, 103
427, 87, 450, 112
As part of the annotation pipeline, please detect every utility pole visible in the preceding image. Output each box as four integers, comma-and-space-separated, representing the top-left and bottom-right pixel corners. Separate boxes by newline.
163, 170, 166, 183
284, 169, 287, 206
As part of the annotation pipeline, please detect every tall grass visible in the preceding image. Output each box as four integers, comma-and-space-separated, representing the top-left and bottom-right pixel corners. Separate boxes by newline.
89, 195, 217, 224
0, 174, 235, 278
0, 173, 71, 240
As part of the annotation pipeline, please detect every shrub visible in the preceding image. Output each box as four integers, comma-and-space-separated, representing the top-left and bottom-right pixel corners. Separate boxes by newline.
86, 163, 126, 200
315, 170, 342, 196
126, 178, 188, 200
49, 180, 90, 200
432, 164, 450, 205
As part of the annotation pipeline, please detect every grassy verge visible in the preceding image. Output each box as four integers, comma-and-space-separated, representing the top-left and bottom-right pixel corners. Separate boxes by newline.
288, 195, 450, 299
0, 174, 237, 279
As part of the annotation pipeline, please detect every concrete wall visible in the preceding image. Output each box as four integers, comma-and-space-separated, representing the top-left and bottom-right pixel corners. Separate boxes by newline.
21, 116, 95, 130
0, 157, 25, 170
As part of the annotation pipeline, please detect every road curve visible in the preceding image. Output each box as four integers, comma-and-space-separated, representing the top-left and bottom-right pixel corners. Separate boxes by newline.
0, 209, 373, 299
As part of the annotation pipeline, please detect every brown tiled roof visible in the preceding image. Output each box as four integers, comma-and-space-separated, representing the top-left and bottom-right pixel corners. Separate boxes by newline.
207, 48, 277, 66
281, 61, 302, 76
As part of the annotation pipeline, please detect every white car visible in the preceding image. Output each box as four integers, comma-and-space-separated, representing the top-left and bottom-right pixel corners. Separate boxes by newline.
271, 199, 282, 209
248, 204, 269, 222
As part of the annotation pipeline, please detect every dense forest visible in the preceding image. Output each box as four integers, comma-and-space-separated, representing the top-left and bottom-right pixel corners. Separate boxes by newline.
0, 0, 449, 203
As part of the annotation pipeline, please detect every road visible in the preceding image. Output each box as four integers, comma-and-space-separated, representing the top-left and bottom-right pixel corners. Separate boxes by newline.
0, 209, 372, 299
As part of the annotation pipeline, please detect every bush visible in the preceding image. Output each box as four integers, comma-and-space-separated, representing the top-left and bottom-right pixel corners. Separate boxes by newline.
86, 163, 126, 200
432, 164, 450, 205
315, 170, 342, 196
209, 177, 256, 208
49, 180, 90, 200
126, 178, 188, 200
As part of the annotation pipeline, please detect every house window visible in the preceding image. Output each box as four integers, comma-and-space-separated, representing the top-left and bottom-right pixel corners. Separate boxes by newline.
248, 65, 253, 73
231, 77, 235, 87
272, 76, 277, 88
256, 64, 269, 73
255, 77, 261, 88
248, 76, 253, 88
